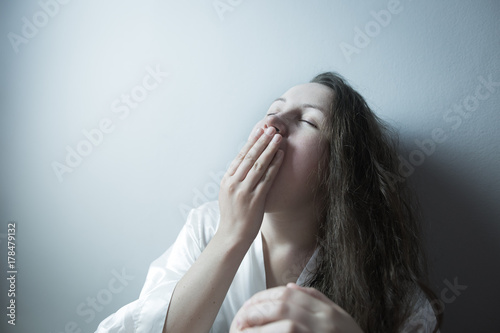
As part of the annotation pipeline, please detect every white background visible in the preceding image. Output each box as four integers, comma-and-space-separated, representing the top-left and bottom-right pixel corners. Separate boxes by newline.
1, 0, 499, 332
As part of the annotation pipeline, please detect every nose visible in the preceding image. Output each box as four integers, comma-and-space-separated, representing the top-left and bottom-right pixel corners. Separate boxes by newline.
264, 114, 287, 137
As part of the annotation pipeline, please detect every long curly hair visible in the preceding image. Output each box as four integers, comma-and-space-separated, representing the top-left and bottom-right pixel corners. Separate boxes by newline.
305, 72, 442, 332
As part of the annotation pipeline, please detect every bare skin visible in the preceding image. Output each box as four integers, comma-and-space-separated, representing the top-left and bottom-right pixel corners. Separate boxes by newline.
163, 125, 284, 333
230, 284, 363, 333
163, 83, 364, 333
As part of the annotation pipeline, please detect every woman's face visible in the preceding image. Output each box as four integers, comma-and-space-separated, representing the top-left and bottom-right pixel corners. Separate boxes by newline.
253, 82, 333, 214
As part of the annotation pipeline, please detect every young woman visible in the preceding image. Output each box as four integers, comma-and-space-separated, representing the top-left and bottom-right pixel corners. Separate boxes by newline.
96, 72, 441, 333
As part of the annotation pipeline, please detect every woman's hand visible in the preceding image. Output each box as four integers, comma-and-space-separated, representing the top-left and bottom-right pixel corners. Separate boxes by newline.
217, 125, 283, 245
230, 283, 364, 333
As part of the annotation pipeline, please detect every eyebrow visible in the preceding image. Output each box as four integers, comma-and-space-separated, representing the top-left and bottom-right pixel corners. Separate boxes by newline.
272, 97, 326, 113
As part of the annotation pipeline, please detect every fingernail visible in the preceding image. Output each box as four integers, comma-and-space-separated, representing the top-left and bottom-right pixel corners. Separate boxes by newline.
253, 128, 263, 138
265, 127, 274, 135
272, 134, 281, 143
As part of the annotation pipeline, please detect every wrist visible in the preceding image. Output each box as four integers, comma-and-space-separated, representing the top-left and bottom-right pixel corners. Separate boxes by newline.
213, 225, 255, 255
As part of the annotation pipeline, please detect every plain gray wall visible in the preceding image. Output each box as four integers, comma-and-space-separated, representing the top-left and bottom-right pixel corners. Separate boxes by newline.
1, 0, 499, 332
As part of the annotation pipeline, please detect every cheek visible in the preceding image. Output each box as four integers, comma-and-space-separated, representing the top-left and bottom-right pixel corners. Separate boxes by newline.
285, 139, 324, 176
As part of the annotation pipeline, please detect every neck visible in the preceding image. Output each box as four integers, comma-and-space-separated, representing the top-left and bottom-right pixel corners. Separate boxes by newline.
261, 204, 320, 255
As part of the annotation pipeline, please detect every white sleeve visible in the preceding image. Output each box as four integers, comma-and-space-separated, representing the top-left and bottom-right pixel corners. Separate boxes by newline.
400, 293, 440, 333
94, 201, 220, 333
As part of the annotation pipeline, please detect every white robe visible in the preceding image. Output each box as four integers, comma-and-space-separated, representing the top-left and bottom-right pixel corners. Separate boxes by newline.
95, 201, 438, 333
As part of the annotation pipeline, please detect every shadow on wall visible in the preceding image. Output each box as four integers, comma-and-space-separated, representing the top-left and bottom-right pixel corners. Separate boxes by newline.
402, 144, 500, 333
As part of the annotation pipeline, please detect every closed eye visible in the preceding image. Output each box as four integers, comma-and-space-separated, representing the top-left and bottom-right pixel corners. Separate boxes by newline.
267, 113, 318, 129
300, 119, 318, 128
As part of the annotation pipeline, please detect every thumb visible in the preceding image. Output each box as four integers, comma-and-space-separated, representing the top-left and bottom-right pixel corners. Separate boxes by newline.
286, 282, 332, 304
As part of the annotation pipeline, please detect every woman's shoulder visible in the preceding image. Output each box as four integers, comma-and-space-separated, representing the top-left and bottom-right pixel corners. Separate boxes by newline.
187, 200, 220, 226
184, 200, 221, 247
400, 289, 440, 333
147, 201, 221, 271
198, 200, 220, 211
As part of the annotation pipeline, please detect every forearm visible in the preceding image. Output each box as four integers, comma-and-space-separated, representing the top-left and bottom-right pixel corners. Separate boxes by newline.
163, 230, 251, 333
163, 125, 282, 332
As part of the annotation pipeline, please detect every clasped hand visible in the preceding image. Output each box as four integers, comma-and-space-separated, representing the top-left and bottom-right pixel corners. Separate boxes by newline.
230, 283, 364, 333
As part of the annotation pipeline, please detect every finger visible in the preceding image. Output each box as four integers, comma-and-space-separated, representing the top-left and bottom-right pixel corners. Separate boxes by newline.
286, 283, 333, 304
243, 287, 287, 307
226, 127, 264, 177
252, 149, 284, 195
233, 127, 280, 182
245, 285, 328, 315
234, 127, 277, 182
287, 283, 348, 316
237, 298, 314, 330
239, 320, 310, 333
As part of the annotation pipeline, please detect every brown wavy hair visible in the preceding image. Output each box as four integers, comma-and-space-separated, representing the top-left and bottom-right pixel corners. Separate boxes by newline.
305, 72, 442, 332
